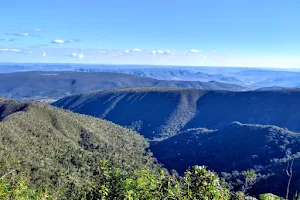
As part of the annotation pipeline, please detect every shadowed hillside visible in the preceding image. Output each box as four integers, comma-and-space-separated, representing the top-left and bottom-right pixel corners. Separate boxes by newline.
0, 98, 154, 190
151, 122, 300, 197
53, 88, 300, 140
54, 88, 208, 139
0, 71, 245, 100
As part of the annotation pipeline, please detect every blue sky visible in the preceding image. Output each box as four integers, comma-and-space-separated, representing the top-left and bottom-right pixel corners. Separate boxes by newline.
0, 0, 299, 67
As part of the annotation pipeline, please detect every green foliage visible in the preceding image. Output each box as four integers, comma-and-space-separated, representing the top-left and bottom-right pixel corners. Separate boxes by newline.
259, 193, 283, 200
0, 176, 50, 200
241, 170, 258, 193
183, 166, 230, 200
0, 99, 155, 193
62, 161, 230, 200
293, 192, 300, 200
230, 191, 246, 200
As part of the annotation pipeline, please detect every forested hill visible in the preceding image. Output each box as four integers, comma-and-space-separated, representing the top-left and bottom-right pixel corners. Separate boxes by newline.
0, 98, 265, 199
0, 71, 245, 100
53, 88, 300, 140
0, 98, 153, 189
1, 97, 299, 199
151, 122, 300, 197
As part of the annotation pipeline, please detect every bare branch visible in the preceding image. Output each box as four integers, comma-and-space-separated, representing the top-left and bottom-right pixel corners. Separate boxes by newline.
286, 158, 295, 200
1, 169, 15, 179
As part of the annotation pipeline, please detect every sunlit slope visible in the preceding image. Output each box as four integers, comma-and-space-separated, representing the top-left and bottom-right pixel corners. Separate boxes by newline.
0, 98, 152, 188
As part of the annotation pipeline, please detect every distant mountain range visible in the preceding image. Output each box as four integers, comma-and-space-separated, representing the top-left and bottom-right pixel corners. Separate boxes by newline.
76, 67, 300, 89
2, 63, 300, 89
2, 64, 300, 197
76, 67, 243, 84
53, 88, 300, 140
0, 71, 246, 100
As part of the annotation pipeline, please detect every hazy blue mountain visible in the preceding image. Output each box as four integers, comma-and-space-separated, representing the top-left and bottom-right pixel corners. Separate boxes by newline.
75, 66, 300, 88
0, 71, 245, 100
2, 63, 300, 89
81, 67, 243, 83
255, 86, 297, 91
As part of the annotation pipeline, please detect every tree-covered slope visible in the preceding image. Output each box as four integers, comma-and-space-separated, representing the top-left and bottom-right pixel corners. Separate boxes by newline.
0, 98, 153, 190
54, 88, 208, 139
53, 88, 300, 140
0, 71, 245, 100
1, 98, 298, 199
151, 122, 300, 173
151, 122, 300, 197
0, 98, 253, 200
184, 89, 300, 132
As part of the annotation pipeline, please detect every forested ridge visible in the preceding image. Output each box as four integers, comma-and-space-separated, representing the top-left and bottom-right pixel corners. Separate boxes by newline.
54, 88, 300, 139
1, 98, 299, 199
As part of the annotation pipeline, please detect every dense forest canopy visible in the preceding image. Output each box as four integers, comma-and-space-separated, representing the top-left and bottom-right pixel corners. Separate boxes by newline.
1, 98, 300, 199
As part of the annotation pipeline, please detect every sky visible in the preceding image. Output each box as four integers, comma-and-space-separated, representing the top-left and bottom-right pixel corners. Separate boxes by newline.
0, 0, 299, 68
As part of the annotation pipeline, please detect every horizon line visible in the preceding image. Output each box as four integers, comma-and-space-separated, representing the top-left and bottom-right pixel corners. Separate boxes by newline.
0, 61, 299, 70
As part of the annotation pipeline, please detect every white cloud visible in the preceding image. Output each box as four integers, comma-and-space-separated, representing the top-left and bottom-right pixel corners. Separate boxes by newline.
8, 38, 17, 42
52, 39, 66, 44
0, 38, 16, 42
17, 32, 29, 36
211, 50, 217, 53
190, 49, 202, 53
32, 28, 42, 32
71, 52, 84, 59
125, 50, 130, 53
51, 39, 81, 44
131, 48, 142, 52
151, 49, 175, 55
0, 48, 22, 52
42, 52, 47, 56
5, 32, 29, 36
66, 39, 82, 43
